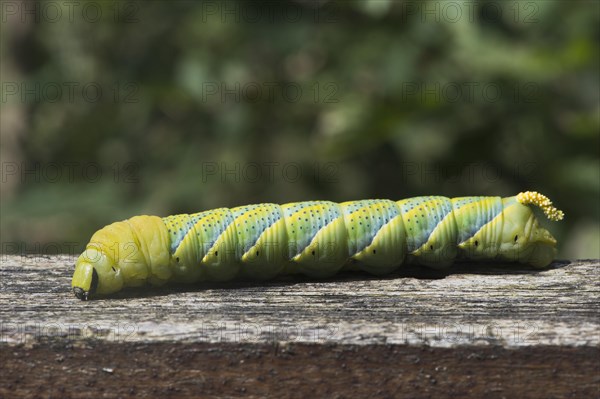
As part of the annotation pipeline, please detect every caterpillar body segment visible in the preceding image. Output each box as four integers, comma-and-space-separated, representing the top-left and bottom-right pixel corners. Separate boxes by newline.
72, 192, 563, 300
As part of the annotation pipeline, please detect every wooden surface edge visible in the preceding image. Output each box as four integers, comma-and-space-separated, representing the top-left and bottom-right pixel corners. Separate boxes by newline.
1, 342, 599, 398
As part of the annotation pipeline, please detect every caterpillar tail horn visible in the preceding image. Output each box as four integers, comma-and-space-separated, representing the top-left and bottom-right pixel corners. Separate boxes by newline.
512, 191, 563, 268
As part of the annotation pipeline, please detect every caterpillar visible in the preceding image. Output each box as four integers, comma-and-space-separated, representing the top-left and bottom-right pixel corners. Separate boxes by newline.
72, 191, 563, 300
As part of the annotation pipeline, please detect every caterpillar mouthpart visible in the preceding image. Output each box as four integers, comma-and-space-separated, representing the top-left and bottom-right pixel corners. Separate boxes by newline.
71, 263, 98, 301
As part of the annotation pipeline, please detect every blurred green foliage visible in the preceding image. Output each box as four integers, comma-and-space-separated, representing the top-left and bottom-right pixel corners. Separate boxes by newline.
1, 0, 598, 258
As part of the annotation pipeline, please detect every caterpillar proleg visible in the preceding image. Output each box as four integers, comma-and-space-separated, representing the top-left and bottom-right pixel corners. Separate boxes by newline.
72, 191, 563, 300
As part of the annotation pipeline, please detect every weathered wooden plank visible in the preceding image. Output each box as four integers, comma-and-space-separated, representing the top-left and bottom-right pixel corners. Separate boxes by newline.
1, 256, 598, 398
0, 256, 598, 347
1, 343, 598, 399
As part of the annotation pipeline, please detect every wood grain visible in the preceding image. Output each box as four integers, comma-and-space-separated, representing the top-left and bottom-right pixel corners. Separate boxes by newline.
1, 256, 598, 398
1, 256, 597, 347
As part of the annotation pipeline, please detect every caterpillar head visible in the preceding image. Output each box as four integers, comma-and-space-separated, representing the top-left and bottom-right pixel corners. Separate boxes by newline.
500, 192, 563, 268
72, 246, 124, 300
72, 216, 171, 300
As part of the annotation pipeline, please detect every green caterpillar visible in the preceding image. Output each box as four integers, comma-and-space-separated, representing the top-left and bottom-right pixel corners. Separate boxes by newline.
72, 191, 563, 300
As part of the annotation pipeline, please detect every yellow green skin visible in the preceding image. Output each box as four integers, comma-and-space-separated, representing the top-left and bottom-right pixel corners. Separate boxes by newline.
72, 194, 560, 300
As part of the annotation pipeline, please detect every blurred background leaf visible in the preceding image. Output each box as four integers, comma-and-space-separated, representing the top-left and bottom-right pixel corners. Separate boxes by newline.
1, 0, 598, 258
